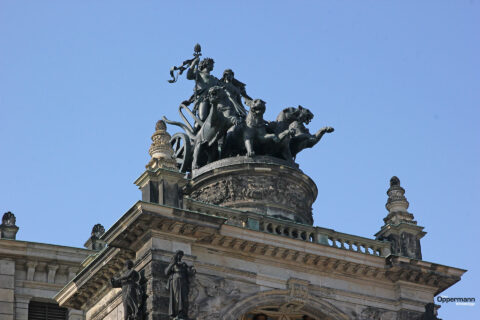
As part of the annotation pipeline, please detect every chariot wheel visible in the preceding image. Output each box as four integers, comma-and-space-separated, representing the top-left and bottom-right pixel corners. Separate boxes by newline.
170, 132, 192, 173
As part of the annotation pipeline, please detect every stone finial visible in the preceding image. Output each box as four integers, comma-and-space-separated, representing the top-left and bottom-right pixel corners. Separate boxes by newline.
0, 211, 19, 239
91, 224, 105, 239
375, 176, 425, 260
85, 223, 106, 251
146, 120, 177, 170
385, 176, 409, 213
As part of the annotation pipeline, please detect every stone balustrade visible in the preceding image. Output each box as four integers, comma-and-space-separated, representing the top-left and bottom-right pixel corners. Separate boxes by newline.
184, 198, 391, 257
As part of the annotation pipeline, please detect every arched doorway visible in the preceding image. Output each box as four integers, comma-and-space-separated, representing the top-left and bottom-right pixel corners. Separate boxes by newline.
222, 290, 350, 320
242, 301, 325, 319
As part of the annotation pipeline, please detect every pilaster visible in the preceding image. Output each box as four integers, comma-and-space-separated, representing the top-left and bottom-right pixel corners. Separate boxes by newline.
0, 259, 15, 320
14, 295, 30, 320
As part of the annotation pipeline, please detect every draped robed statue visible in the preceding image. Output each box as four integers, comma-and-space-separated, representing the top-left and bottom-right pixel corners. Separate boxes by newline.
164, 250, 196, 320
111, 260, 144, 320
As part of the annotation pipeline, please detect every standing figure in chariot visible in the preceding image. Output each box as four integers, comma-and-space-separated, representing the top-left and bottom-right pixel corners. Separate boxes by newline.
185, 57, 219, 123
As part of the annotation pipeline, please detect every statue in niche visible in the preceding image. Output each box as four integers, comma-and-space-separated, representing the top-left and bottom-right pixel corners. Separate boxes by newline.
165, 250, 196, 320
111, 260, 144, 320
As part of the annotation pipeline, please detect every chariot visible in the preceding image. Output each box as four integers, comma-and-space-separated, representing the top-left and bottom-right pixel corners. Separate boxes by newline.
163, 104, 203, 173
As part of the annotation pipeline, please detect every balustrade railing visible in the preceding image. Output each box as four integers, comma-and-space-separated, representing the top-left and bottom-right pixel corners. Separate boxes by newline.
184, 198, 391, 257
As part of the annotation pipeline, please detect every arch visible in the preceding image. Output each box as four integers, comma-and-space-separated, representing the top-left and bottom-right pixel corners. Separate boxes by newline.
222, 289, 350, 320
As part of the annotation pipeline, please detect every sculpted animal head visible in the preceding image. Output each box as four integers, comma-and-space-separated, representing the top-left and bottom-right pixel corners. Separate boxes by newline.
297, 106, 314, 124
248, 99, 266, 117
276, 107, 300, 122
207, 86, 228, 105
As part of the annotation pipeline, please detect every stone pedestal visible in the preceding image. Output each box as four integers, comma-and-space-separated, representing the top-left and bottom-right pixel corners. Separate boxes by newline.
188, 156, 318, 225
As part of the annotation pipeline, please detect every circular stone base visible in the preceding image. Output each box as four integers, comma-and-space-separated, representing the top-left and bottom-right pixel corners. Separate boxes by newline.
188, 156, 317, 225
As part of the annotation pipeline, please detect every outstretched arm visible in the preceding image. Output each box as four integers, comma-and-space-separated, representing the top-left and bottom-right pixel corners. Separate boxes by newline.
186, 57, 200, 80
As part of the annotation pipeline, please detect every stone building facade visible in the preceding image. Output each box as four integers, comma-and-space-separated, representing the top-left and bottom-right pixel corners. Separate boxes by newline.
0, 214, 94, 320
43, 122, 463, 320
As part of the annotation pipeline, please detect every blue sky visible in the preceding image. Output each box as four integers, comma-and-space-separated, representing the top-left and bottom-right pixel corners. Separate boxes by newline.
1, 1, 479, 318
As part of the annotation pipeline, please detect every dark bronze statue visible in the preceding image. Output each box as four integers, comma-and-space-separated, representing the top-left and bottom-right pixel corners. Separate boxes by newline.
111, 260, 144, 320
166, 45, 334, 172
219, 69, 252, 118
191, 86, 242, 169
165, 250, 196, 320
286, 106, 334, 159
225, 99, 292, 161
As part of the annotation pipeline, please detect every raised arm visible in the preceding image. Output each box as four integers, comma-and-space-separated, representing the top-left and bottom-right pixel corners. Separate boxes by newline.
186, 57, 200, 80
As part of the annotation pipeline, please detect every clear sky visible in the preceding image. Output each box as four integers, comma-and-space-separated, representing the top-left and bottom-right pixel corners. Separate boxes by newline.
1, 1, 479, 318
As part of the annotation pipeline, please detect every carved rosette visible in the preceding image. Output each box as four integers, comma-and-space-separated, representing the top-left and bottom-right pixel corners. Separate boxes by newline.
187, 156, 317, 224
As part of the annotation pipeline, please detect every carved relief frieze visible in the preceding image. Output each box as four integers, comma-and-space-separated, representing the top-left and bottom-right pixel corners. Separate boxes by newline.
189, 174, 311, 211
188, 274, 258, 320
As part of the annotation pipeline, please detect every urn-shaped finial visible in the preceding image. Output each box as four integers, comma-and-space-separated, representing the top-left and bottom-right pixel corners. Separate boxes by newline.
146, 120, 177, 170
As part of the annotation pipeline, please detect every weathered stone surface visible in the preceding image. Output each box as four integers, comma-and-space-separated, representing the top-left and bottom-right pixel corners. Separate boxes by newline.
188, 156, 317, 224
375, 176, 426, 260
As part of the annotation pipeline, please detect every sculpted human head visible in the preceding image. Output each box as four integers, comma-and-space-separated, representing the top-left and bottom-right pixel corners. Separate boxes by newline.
222, 69, 234, 82
199, 58, 214, 72
175, 250, 184, 262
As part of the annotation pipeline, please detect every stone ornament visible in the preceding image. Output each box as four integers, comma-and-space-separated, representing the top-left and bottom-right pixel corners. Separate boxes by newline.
2, 211, 16, 226
0, 211, 19, 239
376, 176, 425, 260
91, 223, 105, 239
188, 274, 256, 320
164, 250, 196, 320
188, 166, 316, 224
146, 120, 178, 170
89, 224, 106, 251
164, 44, 334, 173
111, 260, 145, 320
